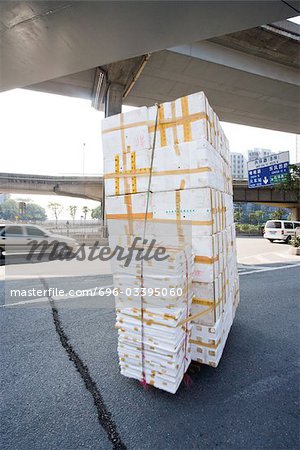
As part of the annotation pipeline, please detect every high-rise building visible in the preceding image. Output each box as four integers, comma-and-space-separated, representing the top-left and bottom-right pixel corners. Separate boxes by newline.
0, 193, 9, 204
230, 152, 247, 179
248, 148, 274, 161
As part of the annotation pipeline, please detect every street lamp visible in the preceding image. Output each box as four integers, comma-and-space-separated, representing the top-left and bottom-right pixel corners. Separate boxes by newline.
82, 142, 86, 175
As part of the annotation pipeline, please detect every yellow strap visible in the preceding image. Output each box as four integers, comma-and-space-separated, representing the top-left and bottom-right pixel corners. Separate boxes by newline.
181, 96, 192, 142
114, 155, 120, 196
194, 255, 219, 264
107, 212, 153, 220
158, 104, 167, 147
131, 151, 137, 194
178, 297, 222, 327
148, 111, 208, 133
171, 100, 180, 155
192, 298, 215, 306
190, 338, 221, 349
104, 166, 212, 179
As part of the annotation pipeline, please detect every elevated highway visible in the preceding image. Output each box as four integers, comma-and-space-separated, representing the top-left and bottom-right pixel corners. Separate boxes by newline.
23, 20, 300, 133
233, 179, 300, 220
1, 173, 299, 219
1, 2, 299, 133
1, 1, 297, 91
0, 173, 103, 202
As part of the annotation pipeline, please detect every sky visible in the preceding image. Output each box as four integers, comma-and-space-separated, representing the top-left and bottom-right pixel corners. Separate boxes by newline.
0, 88, 299, 220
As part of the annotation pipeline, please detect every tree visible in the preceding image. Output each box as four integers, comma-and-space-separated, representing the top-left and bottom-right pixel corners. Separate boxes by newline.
248, 212, 257, 225
0, 199, 19, 221
0, 199, 47, 222
91, 204, 102, 219
48, 202, 63, 227
234, 209, 242, 223
24, 203, 47, 222
69, 205, 77, 223
271, 208, 286, 221
254, 210, 264, 227
82, 206, 89, 221
276, 164, 300, 200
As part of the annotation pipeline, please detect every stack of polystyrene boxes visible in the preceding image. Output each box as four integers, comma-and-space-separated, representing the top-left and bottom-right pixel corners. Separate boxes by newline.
102, 91, 239, 392
113, 244, 194, 394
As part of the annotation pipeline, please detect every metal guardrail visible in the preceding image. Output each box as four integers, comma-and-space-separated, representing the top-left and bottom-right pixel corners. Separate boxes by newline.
38, 220, 108, 239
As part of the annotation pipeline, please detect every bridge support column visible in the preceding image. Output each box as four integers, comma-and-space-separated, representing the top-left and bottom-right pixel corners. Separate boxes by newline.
102, 83, 124, 229
291, 207, 300, 221
105, 83, 123, 117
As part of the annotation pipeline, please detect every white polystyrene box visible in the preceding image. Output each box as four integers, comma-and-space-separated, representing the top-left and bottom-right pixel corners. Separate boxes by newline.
152, 188, 217, 237
101, 107, 150, 159
103, 138, 228, 197
148, 92, 212, 149
193, 234, 220, 283
106, 188, 223, 237
104, 149, 152, 197
191, 276, 223, 326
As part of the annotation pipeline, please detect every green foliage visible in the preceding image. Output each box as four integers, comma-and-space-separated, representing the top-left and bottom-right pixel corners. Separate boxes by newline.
25, 203, 47, 221
234, 202, 289, 225
271, 208, 286, 220
290, 235, 300, 248
235, 223, 263, 235
91, 205, 102, 219
248, 212, 257, 225
276, 164, 300, 199
234, 210, 242, 223
0, 199, 19, 221
69, 205, 77, 222
240, 223, 250, 232
0, 199, 47, 222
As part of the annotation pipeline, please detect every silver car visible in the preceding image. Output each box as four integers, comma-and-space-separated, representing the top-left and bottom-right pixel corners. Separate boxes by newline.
0, 224, 79, 258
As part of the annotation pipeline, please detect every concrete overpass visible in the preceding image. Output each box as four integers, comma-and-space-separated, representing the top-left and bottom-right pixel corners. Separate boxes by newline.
1, 173, 299, 219
0, 173, 103, 202
233, 180, 300, 220
26, 19, 300, 134
1, 2, 299, 133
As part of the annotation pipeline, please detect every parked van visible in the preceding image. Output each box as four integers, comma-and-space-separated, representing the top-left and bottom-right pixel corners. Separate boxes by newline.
263, 220, 300, 243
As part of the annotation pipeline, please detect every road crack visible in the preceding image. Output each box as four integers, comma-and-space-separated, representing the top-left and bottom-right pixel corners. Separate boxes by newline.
40, 278, 126, 450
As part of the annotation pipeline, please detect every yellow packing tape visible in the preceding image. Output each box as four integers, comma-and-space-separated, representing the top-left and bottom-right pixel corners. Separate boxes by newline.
190, 338, 221, 349
194, 255, 219, 264
104, 166, 212, 179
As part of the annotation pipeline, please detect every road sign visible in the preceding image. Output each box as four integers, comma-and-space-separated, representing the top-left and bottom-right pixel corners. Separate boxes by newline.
247, 151, 290, 188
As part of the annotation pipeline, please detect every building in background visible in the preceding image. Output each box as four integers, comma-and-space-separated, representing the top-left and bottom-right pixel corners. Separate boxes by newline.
0, 193, 9, 204
248, 148, 274, 161
230, 152, 247, 179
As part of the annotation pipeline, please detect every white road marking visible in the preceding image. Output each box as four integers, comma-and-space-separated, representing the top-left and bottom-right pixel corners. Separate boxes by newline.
238, 265, 271, 271
0, 285, 115, 308
239, 250, 297, 265
239, 263, 300, 276
4, 273, 112, 280
273, 252, 297, 259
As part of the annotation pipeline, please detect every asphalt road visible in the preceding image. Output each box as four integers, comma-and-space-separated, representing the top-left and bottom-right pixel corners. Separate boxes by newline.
236, 236, 300, 266
1, 240, 299, 449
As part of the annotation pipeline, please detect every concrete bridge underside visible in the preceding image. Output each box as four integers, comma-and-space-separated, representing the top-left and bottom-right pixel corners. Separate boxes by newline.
1, 1, 298, 92
24, 19, 300, 134
0, 174, 103, 202
1, 3, 299, 133
1, 174, 299, 219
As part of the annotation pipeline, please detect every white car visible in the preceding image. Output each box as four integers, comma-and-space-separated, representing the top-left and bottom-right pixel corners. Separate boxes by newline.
263, 220, 300, 243
0, 224, 79, 258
